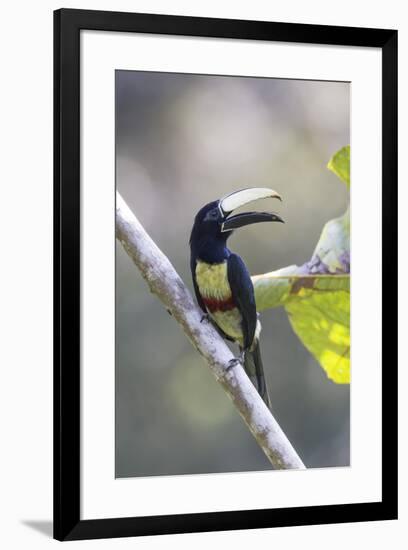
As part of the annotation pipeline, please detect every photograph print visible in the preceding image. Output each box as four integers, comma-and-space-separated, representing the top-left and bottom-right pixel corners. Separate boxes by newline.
115, 70, 350, 478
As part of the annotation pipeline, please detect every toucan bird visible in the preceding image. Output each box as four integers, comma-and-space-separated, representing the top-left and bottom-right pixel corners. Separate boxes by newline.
189, 188, 284, 409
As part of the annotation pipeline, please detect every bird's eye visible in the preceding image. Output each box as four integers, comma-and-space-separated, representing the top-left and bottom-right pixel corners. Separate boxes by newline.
204, 209, 218, 221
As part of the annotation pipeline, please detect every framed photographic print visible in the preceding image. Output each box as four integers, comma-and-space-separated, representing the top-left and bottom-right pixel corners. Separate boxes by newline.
54, 8, 398, 541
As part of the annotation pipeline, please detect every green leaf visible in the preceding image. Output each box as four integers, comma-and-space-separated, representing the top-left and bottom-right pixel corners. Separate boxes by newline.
310, 208, 349, 274
327, 145, 350, 188
253, 271, 350, 384
253, 270, 350, 311
286, 289, 350, 384
252, 145, 351, 383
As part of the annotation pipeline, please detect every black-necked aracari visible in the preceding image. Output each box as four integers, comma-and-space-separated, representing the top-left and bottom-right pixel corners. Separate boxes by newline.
189, 188, 284, 409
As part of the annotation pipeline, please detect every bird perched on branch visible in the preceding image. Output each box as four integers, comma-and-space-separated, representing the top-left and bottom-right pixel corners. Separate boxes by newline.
190, 188, 284, 409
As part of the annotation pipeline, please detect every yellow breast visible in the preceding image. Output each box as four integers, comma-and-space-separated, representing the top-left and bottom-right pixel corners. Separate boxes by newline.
195, 260, 232, 300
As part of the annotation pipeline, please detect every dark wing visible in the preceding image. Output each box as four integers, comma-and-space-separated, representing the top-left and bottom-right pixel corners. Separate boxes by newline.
227, 253, 257, 350
190, 255, 207, 313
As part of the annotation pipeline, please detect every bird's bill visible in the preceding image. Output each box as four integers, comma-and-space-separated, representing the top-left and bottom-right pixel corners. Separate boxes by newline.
219, 187, 284, 233
221, 211, 284, 232
219, 187, 282, 215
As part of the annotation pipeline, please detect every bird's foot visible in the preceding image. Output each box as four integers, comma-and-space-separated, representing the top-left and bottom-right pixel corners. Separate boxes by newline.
200, 313, 210, 324
226, 354, 244, 371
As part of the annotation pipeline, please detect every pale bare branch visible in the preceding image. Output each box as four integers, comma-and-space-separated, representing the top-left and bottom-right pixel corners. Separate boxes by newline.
116, 192, 305, 470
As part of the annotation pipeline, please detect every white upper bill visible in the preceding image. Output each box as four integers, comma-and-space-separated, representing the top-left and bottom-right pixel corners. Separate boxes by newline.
219, 187, 282, 214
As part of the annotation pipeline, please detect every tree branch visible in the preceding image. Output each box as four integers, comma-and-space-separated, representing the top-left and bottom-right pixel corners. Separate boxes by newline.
116, 192, 305, 470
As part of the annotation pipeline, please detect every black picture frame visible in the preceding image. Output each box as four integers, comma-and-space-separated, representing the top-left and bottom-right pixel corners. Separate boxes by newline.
54, 8, 398, 541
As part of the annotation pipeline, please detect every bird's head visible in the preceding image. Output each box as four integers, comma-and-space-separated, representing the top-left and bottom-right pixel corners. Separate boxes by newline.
190, 187, 284, 250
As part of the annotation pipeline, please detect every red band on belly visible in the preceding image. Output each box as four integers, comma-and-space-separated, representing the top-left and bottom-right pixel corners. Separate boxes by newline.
203, 295, 236, 313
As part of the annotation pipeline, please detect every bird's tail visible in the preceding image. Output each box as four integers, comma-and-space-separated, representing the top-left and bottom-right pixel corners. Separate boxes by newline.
243, 341, 271, 409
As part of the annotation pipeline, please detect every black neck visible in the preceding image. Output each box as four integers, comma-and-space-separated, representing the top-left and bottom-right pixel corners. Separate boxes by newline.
190, 235, 230, 264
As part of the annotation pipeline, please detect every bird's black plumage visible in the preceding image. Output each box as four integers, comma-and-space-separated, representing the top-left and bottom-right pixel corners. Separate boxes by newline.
189, 188, 284, 409
227, 253, 257, 351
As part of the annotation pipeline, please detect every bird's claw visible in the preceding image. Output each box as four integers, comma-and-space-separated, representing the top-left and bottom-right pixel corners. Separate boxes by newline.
226, 357, 242, 371
200, 313, 210, 324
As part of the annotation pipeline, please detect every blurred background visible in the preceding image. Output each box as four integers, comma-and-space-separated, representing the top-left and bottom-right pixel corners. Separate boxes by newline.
115, 70, 350, 477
